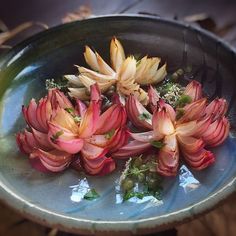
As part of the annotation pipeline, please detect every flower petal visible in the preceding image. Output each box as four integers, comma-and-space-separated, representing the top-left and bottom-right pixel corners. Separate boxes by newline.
49, 135, 84, 154
126, 95, 152, 130
108, 127, 130, 153
82, 156, 116, 175
158, 99, 176, 122
16, 130, 38, 154
184, 80, 202, 101
157, 134, 179, 176
129, 131, 155, 143
30, 149, 72, 172
178, 135, 205, 153
148, 85, 160, 112
31, 127, 52, 150
68, 87, 90, 100
83, 45, 115, 75
203, 117, 230, 147
84, 45, 100, 71
22, 99, 44, 132
177, 98, 207, 124
110, 37, 125, 72
152, 107, 175, 137
112, 140, 151, 159
81, 142, 108, 160
75, 99, 87, 118
95, 104, 126, 134
205, 98, 228, 120
182, 148, 215, 170
51, 107, 79, 133
78, 66, 115, 82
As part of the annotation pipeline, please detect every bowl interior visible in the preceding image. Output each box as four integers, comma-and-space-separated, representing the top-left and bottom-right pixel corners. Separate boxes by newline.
0, 16, 236, 233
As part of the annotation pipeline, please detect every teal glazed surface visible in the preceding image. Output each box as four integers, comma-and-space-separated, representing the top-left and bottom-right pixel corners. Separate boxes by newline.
0, 15, 236, 235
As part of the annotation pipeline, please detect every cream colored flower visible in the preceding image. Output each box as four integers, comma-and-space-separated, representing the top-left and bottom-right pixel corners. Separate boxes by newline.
66, 37, 167, 105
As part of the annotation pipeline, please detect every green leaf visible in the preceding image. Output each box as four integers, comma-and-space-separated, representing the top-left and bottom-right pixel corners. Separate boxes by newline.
50, 130, 64, 143
123, 191, 145, 201
83, 189, 100, 200
65, 107, 75, 114
73, 116, 81, 123
138, 112, 151, 121
150, 140, 165, 149
176, 94, 192, 108
176, 108, 185, 120
105, 128, 115, 139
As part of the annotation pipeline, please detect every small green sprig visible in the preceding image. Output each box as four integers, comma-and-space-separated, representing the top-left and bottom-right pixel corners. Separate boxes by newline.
83, 189, 100, 200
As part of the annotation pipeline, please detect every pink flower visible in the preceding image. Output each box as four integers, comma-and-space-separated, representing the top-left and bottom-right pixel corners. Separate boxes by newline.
16, 84, 128, 175
113, 80, 230, 176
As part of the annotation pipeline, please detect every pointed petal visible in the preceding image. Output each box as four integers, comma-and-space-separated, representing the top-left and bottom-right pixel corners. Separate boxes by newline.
184, 80, 202, 101
23, 99, 43, 132
152, 107, 175, 137
112, 140, 151, 159
149, 63, 167, 85
51, 89, 73, 109
203, 117, 230, 147
178, 135, 205, 153
158, 99, 176, 122
79, 100, 100, 138
81, 142, 108, 160
51, 107, 79, 133
84, 45, 99, 71
68, 87, 90, 100
64, 74, 84, 87
95, 104, 126, 134
75, 99, 87, 118
95, 52, 115, 75
30, 149, 72, 172
205, 98, 228, 120
157, 134, 179, 176
148, 85, 160, 112
16, 130, 38, 154
177, 98, 207, 123
119, 56, 136, 82
82, 156, 115, 175
90, 83, 101, 102
31, 128, 52, 149
175, 121, 198, 136
129, 131, 155, 142
108, 127, 130, 153
110, 37, 125, 72
78, 66, 115, 82
182, 148, 215, 170
126, 95, 152, 129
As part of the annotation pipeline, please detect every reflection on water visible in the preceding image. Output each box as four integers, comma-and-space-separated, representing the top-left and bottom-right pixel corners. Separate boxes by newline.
70, 178, 90, 202
179, 165, 200, 193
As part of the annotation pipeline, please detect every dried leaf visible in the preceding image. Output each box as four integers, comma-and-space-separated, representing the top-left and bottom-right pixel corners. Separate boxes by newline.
0, 19, 8, 32
215, 22, 236, 37
184, 13, 216, 32
62, 5, 92, 23
0, 21, 48, 46
184, 13, 236, 37
47, 228, 58, 236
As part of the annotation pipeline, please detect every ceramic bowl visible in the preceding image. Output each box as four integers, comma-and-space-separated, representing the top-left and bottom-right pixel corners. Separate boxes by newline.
0, 15, 236, 235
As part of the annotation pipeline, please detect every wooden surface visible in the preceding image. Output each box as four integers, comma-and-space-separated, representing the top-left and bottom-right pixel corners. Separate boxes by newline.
0, 0, 236, 235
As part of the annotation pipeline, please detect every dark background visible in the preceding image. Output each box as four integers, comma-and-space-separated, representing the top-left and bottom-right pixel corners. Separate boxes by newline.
0, 0, 236, 236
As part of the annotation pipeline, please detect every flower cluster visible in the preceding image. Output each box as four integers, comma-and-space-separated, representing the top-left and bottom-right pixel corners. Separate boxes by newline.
16, 84, 128, 175
66, 37, 167, 105
16, 37, 230, 178
113, 80, 230, 176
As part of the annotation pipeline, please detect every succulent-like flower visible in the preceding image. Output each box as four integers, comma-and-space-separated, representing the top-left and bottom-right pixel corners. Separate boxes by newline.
16, 84, 128, 175
66, 37, 167, 105
112, 80, 230, 176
